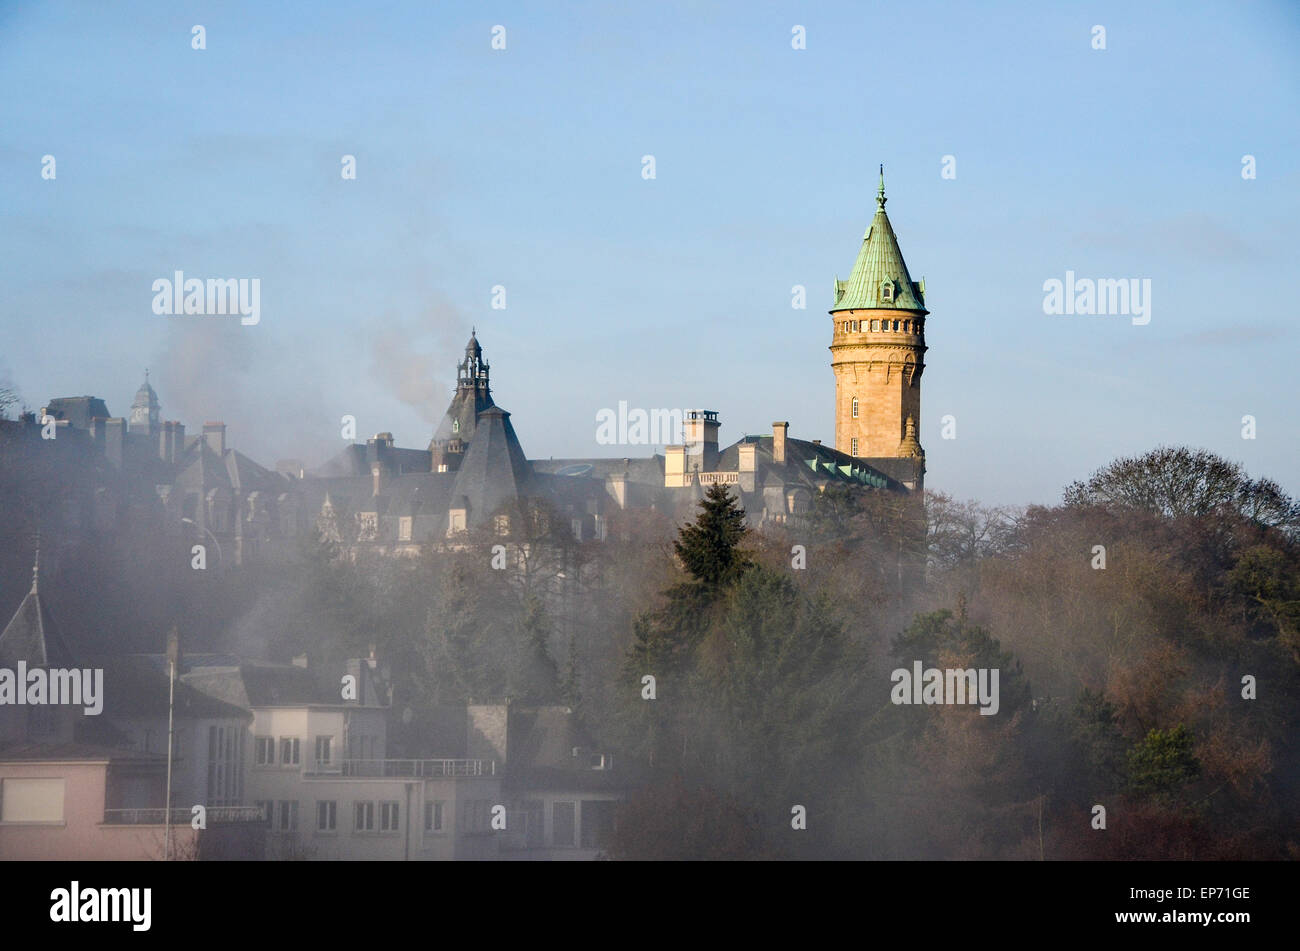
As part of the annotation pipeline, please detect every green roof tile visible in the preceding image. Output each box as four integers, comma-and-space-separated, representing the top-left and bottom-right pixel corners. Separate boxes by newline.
831, 168, 927, 314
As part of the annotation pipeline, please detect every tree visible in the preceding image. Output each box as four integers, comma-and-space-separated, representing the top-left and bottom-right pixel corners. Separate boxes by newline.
1127, 724, 1200, 804
673, 484, 752, 586
1064, 446, 1298, 532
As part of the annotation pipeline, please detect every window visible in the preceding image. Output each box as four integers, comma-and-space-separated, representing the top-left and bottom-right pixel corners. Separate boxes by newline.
354, 801, 375, 832
916, 319, 923, 334
494, 514, 509, 536
276, 800, 298, 833
255, 800, 274, 826
851, 437, 859, 456
255, 737, 274, 766
851, 397, 859, 419
851, 320, 859, 332
553, 801, 576, 847
380, 801, 400, 833
316, 800, 336, 833
0, 778, 65, 823
871, 319, 879, 331
451, 419, 460, 434
207, 724, 243, 806
880, 281, 894, 302
314, 736, 332, 768
903, 320, 911, 332
280, 737, 300, 766
436, 464, 448, 473
893, 320, 900, 331
398, 516, 413, 541
424, 800, 445, 833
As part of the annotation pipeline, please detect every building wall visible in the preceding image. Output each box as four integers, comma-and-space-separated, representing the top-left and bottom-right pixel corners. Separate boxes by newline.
830, 308, 924, 458
0, 760, 200, 860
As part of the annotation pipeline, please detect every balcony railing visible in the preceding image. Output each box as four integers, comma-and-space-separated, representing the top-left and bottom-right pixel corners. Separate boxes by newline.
304, 758, 495, 778
103, 806, 267, 825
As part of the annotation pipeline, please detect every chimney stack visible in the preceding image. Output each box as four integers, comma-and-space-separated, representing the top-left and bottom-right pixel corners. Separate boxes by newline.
772, 421, 789, 464
202, 421, 226, 455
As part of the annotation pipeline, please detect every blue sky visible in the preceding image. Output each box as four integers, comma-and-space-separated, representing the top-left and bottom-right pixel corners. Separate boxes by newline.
2, 0, 1297, 505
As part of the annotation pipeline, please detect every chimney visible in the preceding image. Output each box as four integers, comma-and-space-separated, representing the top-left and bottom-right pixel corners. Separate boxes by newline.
202, 421, 226, 454
772, 421, 789, 464
683, 410, 720, 470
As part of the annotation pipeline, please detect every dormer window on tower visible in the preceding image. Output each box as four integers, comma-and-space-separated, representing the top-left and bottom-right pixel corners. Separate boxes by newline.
880, 280, 894, 303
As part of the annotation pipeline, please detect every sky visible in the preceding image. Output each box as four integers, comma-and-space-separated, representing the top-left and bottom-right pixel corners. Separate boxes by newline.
2, 0, 1297, 506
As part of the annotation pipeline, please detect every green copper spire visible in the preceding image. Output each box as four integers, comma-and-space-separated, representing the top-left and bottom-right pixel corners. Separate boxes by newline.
831, 168, 926, 313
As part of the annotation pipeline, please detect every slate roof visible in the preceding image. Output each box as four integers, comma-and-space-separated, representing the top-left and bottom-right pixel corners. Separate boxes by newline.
41, 396, 112, 429
89, 656, 253, 721
0, 568, 76, 668
449, 406, 532, 524
832, 173, 927, 313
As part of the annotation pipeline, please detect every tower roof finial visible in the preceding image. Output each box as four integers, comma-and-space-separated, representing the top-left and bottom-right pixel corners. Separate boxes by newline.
877, 164, 887, 209
31, 536, 40, 594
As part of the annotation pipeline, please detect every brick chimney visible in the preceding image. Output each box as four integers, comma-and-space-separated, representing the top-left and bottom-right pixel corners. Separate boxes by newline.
772, 421, 789, 464
202, 421, 226, 455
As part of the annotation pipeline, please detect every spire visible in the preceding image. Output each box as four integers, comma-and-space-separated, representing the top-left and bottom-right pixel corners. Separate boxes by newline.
898, 415, 924, 458
0, 541, 75, 668
831, 168, 926, 313
30, 541, 39, 594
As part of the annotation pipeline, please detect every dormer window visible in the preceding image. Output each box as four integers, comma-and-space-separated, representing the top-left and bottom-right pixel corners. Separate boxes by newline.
880, 281, 894, 303
451, 419, 460, 434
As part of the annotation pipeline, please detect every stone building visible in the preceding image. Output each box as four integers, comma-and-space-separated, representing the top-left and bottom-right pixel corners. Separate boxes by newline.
830, 168, 927, 491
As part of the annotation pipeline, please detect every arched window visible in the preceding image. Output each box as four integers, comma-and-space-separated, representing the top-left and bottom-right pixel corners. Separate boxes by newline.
880, 281, 894, 302
452, 419, 459, 433
851, 397, 859, 419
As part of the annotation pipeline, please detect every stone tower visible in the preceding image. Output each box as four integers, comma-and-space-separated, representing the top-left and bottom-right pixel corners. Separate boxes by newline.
428, 330, 495, 473
830, 168, 927, 469
128, 370, 161, 435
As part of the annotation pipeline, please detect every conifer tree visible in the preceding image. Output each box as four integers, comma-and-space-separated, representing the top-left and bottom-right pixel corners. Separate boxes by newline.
673, 484, 752, 586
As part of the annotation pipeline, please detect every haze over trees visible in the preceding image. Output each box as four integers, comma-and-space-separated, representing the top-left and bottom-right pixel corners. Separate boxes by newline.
3, 442, 1296, 858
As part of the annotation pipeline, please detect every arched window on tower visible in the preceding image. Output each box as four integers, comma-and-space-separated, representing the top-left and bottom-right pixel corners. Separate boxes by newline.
452, 419, 459, 434
851, 397, 859, 419
880, 281, 894, 302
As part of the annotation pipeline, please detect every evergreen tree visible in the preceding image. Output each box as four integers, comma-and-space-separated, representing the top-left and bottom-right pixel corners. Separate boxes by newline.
673, 484, 752, 586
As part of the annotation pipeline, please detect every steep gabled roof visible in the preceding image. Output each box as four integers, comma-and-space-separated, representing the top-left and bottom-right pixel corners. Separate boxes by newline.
0, 559, 75, 668
832, 170, 927, 313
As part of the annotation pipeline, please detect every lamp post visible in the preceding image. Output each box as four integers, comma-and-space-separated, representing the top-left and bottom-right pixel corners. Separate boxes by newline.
164, 627, 179, 861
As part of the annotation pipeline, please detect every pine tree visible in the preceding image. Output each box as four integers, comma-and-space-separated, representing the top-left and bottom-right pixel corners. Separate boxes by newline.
673, 484, 752, 586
